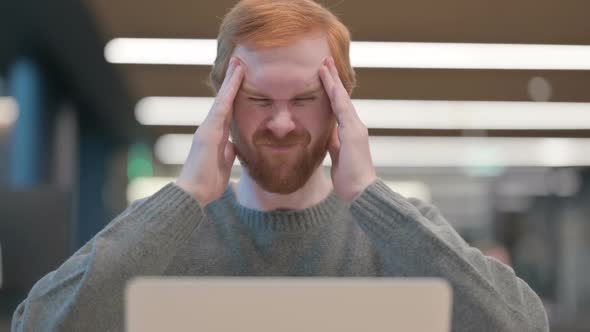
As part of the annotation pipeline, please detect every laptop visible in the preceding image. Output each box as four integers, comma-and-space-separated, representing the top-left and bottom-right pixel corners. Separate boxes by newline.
126, 277, 452, 332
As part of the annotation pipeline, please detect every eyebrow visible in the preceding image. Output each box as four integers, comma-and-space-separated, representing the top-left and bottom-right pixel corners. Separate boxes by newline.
241, 83, 323, 99
294, 85, 323, 98
241, 84, 269, 98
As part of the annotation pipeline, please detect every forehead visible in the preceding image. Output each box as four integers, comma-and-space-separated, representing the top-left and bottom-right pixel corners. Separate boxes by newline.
233, 35, 330, 98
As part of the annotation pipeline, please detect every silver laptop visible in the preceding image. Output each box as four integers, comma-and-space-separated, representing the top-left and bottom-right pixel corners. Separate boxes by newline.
126, 277, 452, 332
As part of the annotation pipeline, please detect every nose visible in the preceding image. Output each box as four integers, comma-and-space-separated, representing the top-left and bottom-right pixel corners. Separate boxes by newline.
266, 104, 296, 139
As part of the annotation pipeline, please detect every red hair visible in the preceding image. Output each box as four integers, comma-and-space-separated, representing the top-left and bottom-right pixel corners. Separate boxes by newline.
210, 0, 356, 93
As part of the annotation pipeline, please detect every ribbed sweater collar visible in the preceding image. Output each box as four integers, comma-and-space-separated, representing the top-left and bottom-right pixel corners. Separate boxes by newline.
212, 184, 348, 232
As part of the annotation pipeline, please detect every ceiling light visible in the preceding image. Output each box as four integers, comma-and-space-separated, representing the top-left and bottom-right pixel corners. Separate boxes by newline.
135, 97, 212, 126
136, 97, 590, 130
106, 38, 590, 70
127, 177, 174, 203
154, 134, 590, 167
127, 176, 431, 203
105, 38, 217, 66
350, 42, 590, 70
383, 181, 431, 203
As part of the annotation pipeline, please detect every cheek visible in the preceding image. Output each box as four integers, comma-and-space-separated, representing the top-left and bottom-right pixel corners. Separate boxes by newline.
297, 102, 335, 140
315, 96, 336, 123
233, 99, 264, 134
309, 92, 335, 119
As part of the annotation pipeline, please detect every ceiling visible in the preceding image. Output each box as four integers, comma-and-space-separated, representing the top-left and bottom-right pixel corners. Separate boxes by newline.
84, 0, 590, 139
1, 0, 589, 143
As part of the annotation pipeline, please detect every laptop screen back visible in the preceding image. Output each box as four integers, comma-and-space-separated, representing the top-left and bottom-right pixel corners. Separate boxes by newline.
126, 277, 452, 332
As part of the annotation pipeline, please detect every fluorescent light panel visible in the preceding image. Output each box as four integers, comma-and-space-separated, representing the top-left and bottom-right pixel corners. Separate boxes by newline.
127, 177, 173, 203
0, 97, 19, 128
105, 38, 217, 66
105, 38, 590, 70
127, 176, 431, 203
154, 134, 590, 167
136, 97, 590, 130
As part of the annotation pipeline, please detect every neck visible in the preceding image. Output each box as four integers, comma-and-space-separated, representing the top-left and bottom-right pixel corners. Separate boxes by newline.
234, 166, 333, 211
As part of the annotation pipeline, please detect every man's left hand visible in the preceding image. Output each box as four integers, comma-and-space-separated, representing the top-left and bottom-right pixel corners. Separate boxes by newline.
319, 57, 377, 203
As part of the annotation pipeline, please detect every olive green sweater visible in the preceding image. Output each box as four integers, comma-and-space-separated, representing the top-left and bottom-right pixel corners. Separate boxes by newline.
12, 179, 548, 331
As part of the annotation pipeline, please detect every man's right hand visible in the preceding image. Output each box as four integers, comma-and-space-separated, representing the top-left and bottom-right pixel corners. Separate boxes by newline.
176, 57, 244, 207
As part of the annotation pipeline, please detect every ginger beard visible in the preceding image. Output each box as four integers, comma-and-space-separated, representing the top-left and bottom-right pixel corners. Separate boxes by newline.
231, 120, 334, 194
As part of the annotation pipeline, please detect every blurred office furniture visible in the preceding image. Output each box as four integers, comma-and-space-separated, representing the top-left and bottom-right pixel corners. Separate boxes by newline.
0, 0, 140, 327
0, 241, 3, 289
0, 0, 140, 245
0, 190, 73, 322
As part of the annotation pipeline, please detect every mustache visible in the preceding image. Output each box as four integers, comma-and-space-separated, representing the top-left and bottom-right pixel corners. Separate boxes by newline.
253, 129, 311, 146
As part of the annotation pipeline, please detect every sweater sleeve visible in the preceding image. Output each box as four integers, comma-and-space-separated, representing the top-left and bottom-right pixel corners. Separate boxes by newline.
11, 183, 204, 332
350, 179, 549, 332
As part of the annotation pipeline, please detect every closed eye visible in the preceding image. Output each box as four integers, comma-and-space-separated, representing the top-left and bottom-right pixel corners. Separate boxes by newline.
293, 96, 316, 106
249, 97, 273, 106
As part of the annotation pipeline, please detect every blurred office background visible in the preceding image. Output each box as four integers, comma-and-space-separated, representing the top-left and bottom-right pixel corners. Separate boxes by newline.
1, 0, 589, 330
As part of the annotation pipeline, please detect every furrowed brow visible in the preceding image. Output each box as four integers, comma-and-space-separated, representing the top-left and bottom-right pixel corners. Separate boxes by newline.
294, 85, 323, 98
240, 84, 269, 98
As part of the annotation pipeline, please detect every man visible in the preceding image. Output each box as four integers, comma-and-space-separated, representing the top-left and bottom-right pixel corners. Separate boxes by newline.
12, 0, 548, 331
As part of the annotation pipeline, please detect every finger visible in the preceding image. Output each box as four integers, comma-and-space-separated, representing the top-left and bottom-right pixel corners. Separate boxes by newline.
319, 59, 336, 94
219, 58, 244, 106
319, 63, 343, 122
320, 58, 340, 97
328, 125, 340, 167
319, 59, 354, 126
223, 140, 236, 169
214, 58, 238, 109
327, 57, 345, 91
326, 57, 362, 123
206, 58, 244, 126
